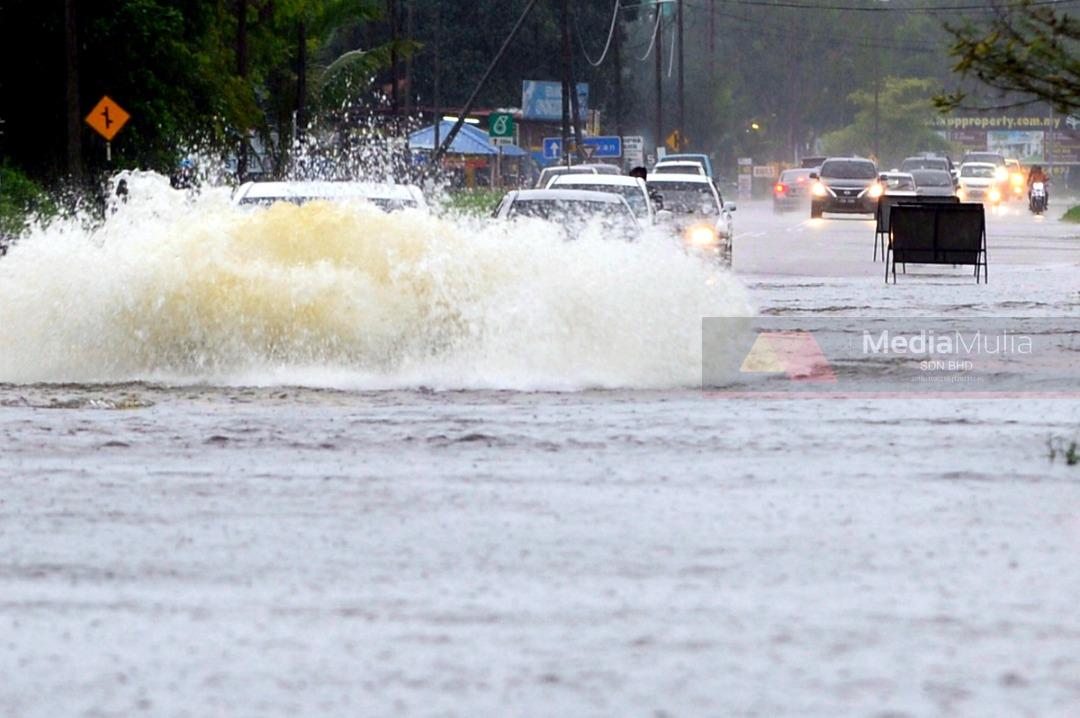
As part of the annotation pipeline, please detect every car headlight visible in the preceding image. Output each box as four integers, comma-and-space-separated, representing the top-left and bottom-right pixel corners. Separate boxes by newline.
1010, 173, 1024, 187
868, 183, 884, 199
988, 187, 1001, 202
957, 187, 966, 200
686, 224, 718, 247
812, 182, 828, 197
994, 166, 1009, 182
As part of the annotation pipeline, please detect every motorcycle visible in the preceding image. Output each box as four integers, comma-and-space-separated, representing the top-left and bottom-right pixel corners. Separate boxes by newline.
1029, 182, 1047, 214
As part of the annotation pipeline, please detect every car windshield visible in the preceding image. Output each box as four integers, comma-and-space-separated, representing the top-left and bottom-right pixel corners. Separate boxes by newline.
820, 161, 877, 179
883, 176, 916, 191
963, 153, 1001, 165
647, 182, 718, 214
556, 184, 647, 216
912, 171, 952, 187
653, 164, 702, 175
900, 158, 947, 171
961, 165, 994, 178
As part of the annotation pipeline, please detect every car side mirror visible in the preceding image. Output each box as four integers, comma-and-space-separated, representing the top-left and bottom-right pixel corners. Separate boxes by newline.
809, 172, 819, 180
724, 201, 737, 212
655, 209, 674, 224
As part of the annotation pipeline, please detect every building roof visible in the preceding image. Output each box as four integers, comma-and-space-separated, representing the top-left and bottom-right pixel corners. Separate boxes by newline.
408, 121, 526, 157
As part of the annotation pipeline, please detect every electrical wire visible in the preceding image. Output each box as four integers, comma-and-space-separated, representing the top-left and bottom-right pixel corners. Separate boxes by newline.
579, 0, 623, 67
711, 0, 1079, 14
667, 13, 677, 76
637, 6, 664, 60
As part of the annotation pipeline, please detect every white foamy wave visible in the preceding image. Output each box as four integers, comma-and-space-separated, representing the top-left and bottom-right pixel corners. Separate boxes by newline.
0, 172, 750, 389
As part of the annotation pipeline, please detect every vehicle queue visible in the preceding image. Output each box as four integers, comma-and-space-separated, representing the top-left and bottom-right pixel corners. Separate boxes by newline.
773, 151, 1050, 217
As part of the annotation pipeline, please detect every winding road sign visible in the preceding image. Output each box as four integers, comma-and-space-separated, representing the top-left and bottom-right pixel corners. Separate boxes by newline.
85, 96, 130, 141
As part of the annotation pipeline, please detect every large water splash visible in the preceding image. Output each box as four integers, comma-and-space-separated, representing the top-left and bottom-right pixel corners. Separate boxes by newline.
0, 173, 750, 389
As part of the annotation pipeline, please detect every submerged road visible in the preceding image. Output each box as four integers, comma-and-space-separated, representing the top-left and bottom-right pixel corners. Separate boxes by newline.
1, 198, 1078, 717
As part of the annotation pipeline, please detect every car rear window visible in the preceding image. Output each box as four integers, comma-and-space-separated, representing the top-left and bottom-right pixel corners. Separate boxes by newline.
509, 199, 626, 220
911, 171, 952, 187
555, 183, 647, 215
820, 160, 877, 179
900, 158, 947, 171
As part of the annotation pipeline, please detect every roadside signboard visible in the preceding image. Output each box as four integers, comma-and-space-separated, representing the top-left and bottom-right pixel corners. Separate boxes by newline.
542, 136, 622, 161
522, 81, 589, 121
543, 137, 565, 160
583, 136, 621, 159
85, 96, 130, 141
738, 158, 753, 199
623, 135, 644, 167
488, 113, 514, 139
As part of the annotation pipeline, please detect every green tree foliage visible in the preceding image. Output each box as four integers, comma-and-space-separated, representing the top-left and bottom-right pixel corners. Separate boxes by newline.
821, 77, 952, 167
939, 1, 1080, 113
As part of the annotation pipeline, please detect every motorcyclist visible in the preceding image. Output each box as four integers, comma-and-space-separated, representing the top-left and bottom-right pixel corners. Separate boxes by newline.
1027, 165, 1049, 207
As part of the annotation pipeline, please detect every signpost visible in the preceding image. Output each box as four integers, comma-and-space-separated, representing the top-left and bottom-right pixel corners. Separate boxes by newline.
542, 135, 621, 161
84, 96, 130, 163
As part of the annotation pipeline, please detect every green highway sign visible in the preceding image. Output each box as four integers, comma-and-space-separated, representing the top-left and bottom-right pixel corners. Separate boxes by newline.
488, 113, 515, 139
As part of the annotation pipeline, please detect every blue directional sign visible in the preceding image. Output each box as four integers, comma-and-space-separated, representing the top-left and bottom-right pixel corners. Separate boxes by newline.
582, 136, 622, 159
543, 137, 564, 160
543, 136, 622, 160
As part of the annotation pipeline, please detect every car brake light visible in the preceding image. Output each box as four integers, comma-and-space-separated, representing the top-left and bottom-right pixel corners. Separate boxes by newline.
775, 183, 787, 194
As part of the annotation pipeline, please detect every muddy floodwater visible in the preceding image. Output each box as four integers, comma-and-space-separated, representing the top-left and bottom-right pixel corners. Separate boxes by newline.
1, 188, 1078, 716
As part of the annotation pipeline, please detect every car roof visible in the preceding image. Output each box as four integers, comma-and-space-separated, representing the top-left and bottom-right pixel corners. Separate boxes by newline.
823, 157, 875, 163
549, 175, 644, 188
510, 189, 631, 203
654, 161, 703, 168
237, 181, 422, 201
960, 162, 996, 168
646, 173, 713, 184
881, 172, 915, 179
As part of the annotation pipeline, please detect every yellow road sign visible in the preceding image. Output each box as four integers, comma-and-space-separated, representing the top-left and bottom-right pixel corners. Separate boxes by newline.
85, 96, 130, 141
665, 129, 685, 152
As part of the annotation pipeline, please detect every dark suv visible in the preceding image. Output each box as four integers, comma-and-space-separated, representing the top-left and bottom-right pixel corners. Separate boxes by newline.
809, 158, 880, 217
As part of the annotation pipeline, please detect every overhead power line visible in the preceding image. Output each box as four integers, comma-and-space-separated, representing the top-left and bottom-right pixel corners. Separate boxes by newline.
579, 0, 623, 67
712, 0, 1079, 13
637, 5, 664, 60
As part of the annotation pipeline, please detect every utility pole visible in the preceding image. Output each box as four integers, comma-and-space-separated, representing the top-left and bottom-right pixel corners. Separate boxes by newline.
655, 5, 663, 159
64, 0, 83, 182
708, 0, 715, 90
561, 0, 572, 167
677, 0, 685, 152
433, 3, 441, 152
614, 12, 623, 141
389, 0, 399, 116
404, 0, 414, 117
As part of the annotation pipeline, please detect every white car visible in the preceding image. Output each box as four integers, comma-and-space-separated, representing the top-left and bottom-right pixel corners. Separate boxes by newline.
652, 160, 707, 176
647, 173, 735, 266
493, 189, 640, 241
534, 163, 621, 189
233, 181, 428, 212
878, 171, 917, 198
546, 174, 656, 224
956, 163, 1003, 205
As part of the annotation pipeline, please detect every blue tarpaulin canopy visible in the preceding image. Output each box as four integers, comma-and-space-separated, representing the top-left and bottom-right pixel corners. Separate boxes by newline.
409, 121, 526, 157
